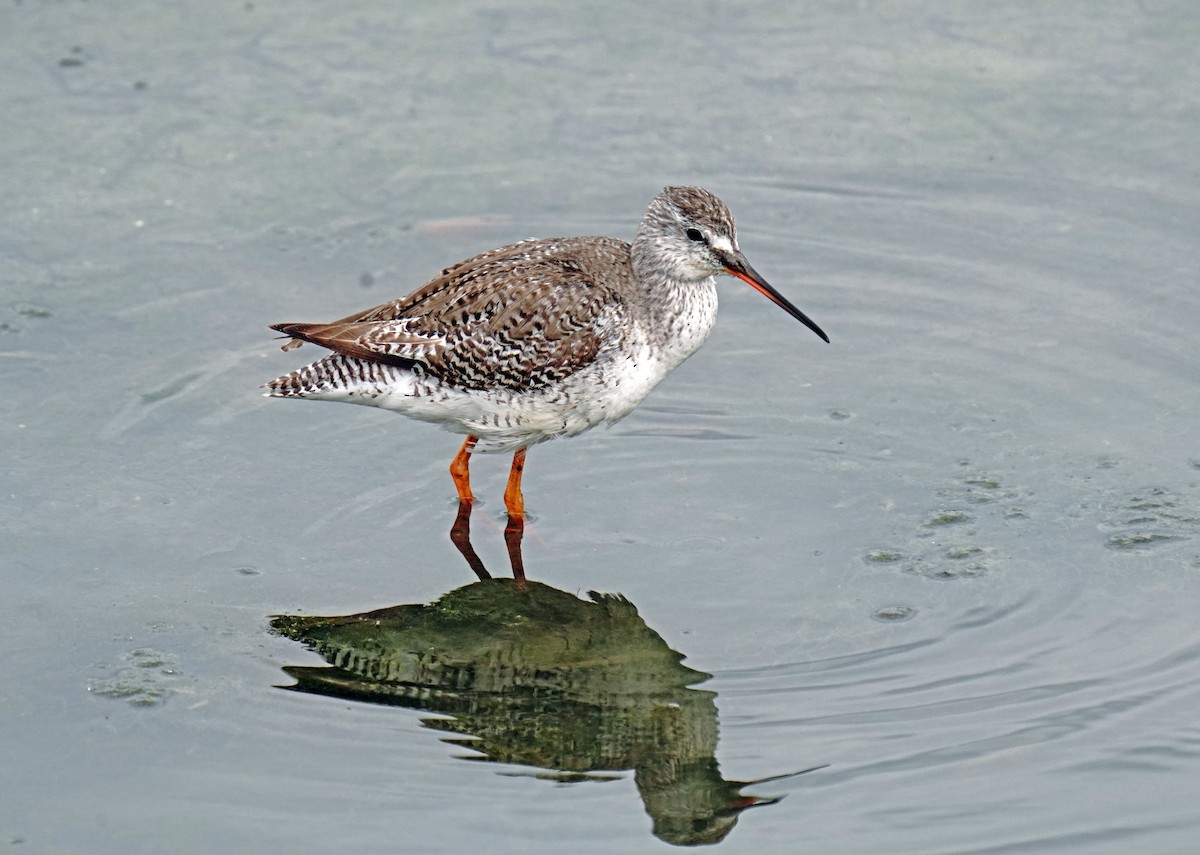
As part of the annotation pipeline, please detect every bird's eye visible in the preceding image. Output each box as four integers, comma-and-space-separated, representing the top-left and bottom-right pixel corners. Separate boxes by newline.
685, 227, 705, 243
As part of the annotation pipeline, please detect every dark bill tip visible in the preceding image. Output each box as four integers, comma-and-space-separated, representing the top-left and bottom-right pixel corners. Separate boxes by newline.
722, 251, 830, 343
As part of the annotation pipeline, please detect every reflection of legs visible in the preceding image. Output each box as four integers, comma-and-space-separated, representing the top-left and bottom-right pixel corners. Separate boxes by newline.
450, 435, 478, 504
503, 447, 526, 518
449, 499, 490, 581
504, 513, 526, 587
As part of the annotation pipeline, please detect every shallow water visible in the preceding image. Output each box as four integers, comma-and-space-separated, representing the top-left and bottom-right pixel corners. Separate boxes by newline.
3, 2, 1199, 853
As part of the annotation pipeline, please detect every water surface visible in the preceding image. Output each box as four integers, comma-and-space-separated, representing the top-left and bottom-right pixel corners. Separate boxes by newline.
3, 2, 1199, 852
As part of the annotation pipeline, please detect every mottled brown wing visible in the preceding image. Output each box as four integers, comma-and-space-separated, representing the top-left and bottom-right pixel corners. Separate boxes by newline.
271, 236, 634, 392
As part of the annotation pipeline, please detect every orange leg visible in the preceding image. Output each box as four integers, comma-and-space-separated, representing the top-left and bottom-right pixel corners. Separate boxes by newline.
450, 435, 478, 504
503, 447, 527, 518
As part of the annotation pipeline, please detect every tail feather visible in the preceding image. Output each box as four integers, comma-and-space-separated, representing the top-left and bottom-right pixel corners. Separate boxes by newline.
263, 354, 402, 398
270, 323, 312, 352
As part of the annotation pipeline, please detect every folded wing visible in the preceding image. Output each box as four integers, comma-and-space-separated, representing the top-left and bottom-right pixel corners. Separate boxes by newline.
270, 236, 634, 393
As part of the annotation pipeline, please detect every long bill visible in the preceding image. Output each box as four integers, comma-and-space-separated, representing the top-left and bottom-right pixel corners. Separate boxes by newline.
720, 249, 830, 343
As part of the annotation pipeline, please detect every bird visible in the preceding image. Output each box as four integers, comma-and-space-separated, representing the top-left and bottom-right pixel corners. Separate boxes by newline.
263, 186, 828, 518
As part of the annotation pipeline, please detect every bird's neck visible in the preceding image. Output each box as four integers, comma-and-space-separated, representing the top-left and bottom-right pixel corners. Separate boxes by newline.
634, 267, 720, 366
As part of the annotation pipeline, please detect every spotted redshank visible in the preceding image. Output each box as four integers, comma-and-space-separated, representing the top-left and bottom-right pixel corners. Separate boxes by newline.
264, 186, 828, 518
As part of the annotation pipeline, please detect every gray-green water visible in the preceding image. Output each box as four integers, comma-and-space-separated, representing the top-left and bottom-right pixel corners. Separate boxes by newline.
4, 2, 1199, 852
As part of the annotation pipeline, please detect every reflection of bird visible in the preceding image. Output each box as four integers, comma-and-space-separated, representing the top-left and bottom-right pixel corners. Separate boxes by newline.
264, 187, 828, 517
272, 579, 821, 846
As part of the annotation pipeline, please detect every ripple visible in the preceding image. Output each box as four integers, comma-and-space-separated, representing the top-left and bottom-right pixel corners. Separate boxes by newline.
863, 549, 907, 564
87, 648, 181, 708
1094, 485, 1200, 553
871, 606, 917, 623
923, 510, 973, 527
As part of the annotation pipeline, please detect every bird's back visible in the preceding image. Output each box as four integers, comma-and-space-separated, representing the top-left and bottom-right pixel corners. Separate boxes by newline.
270, 235, 639, 395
